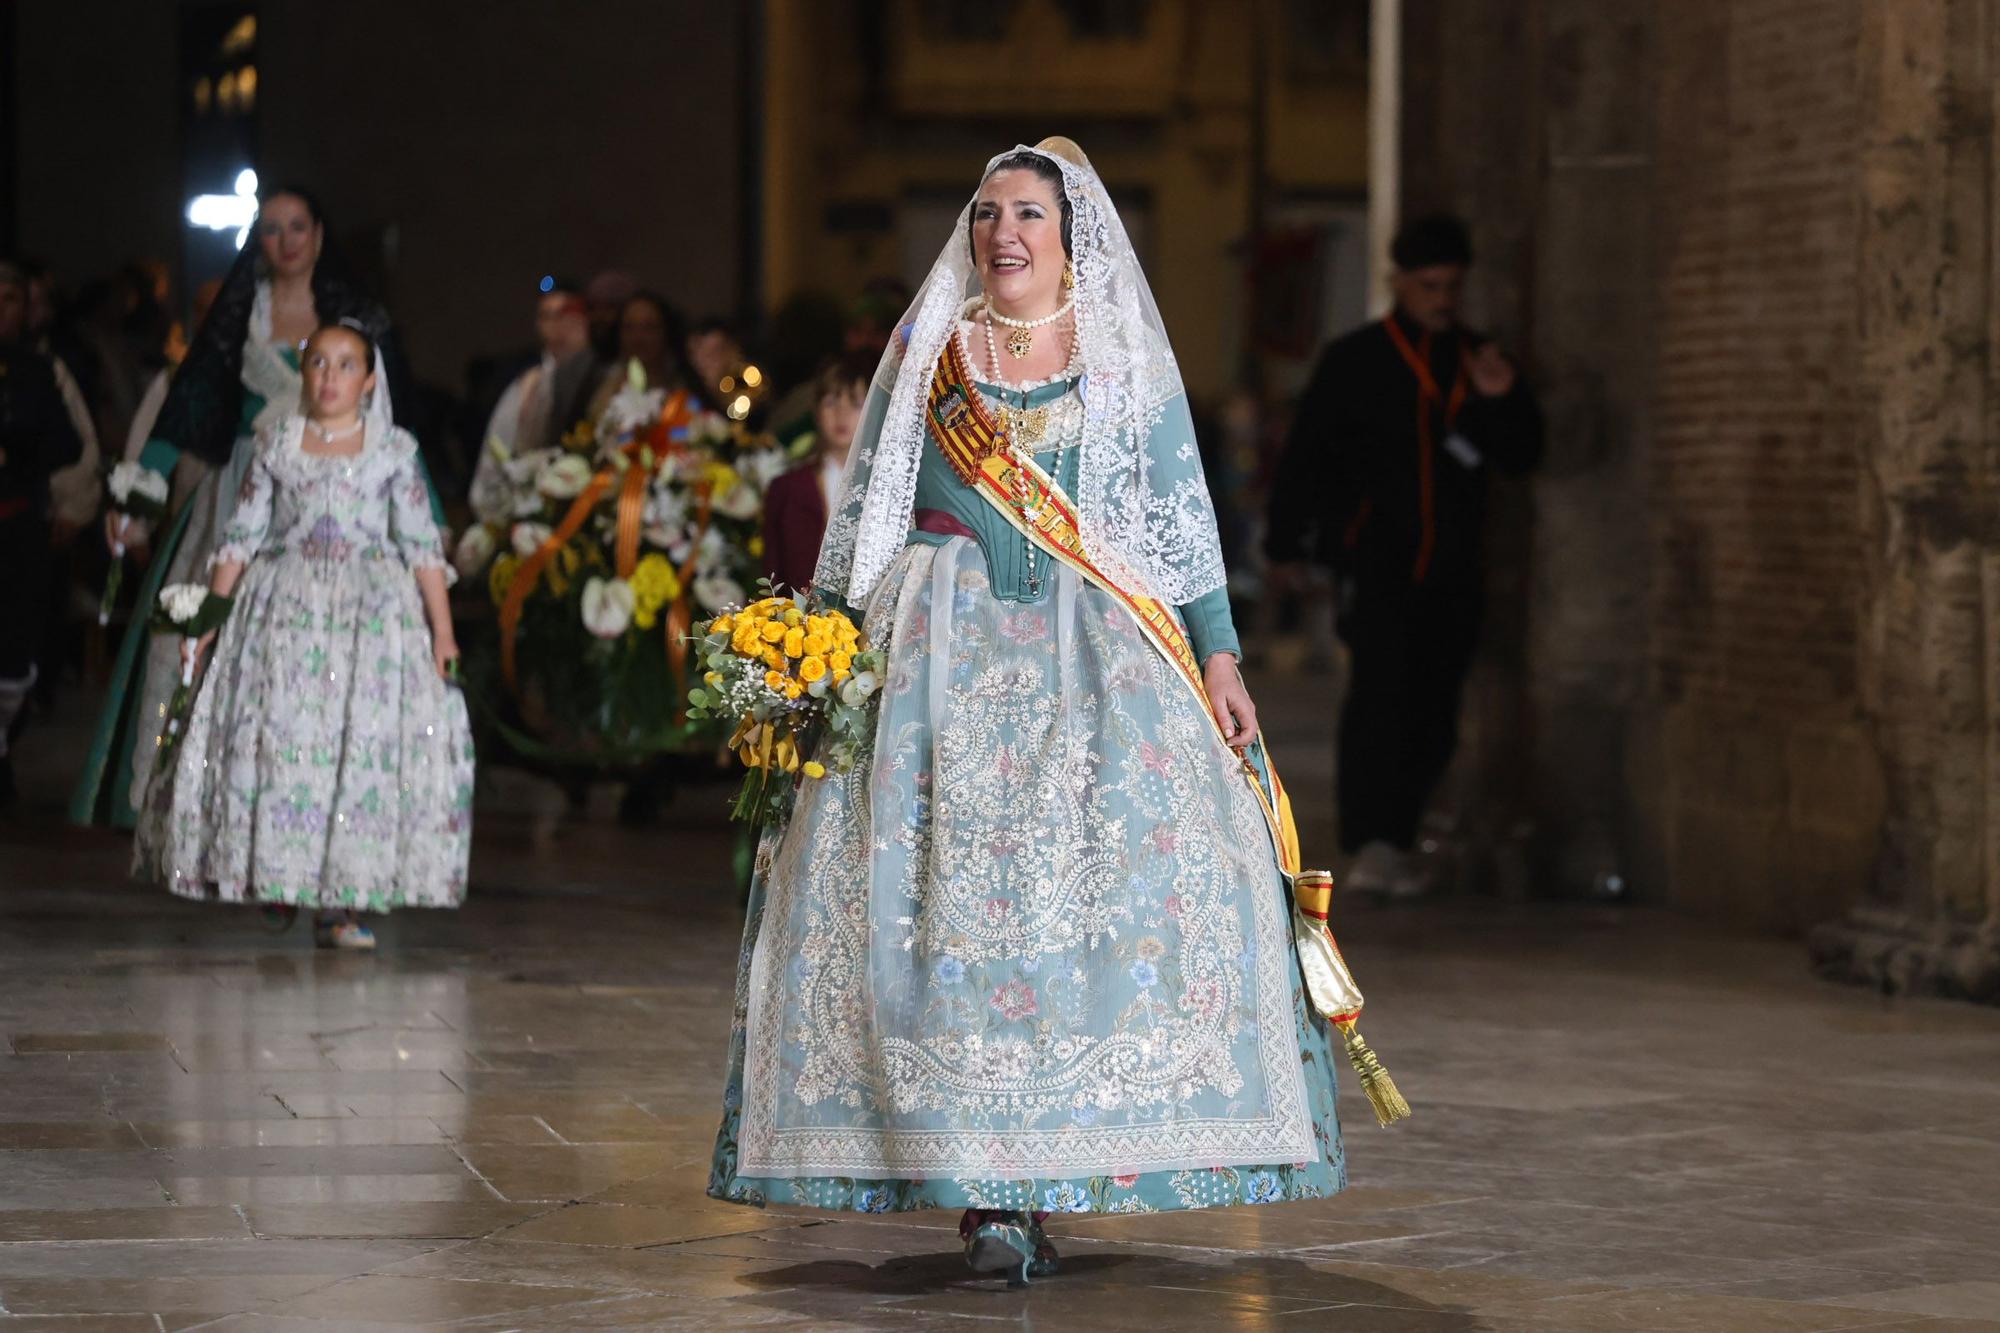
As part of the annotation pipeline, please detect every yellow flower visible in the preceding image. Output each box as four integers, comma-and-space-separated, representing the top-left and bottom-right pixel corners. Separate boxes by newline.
732, 625, 762, 656
802, 632, 831, 657
712, 615, 735, 636
782, 679, 803, 700
764, 669, 788, 692
630, 552, 680, 612
705, 671, 723, 687
761, 620, 787, 643
799, 655, 827, 683
830, 650, 853, 675
634, 604, 658, 631
782, 627, 805, 658
747, 535, 764, 558
487, 553, 520, 605
802, 761, 827, 779
761, 646, 784, 671
783, 608, 804, 628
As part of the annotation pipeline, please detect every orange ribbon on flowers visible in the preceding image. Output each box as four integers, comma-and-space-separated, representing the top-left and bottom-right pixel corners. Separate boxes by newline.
499, 390, 694, 691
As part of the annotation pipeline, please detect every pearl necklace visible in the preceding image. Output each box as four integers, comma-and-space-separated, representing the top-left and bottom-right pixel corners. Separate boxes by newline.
985, 296, 1074, 359
306, 418, 363, 444
983, 309, 1076, 384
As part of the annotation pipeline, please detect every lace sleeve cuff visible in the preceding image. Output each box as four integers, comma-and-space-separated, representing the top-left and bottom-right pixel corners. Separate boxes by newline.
402, 545, 458, 586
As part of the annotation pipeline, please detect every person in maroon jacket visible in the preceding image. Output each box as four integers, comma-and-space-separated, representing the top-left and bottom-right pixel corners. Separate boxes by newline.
761, 353, 872, 594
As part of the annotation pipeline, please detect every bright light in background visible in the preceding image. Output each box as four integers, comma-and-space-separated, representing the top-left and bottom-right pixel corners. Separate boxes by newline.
186, 168, 260, 249
539, 274, 555, 293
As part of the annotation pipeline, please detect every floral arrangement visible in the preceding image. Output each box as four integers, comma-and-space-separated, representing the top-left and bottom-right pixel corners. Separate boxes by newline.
450, 361, 792, 762
99, 462, 171, 626
685, 588, 884, 824
148, 582, 233, 767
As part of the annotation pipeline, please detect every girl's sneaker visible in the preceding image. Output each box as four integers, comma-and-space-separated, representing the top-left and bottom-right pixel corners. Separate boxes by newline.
313, 916, 376, 950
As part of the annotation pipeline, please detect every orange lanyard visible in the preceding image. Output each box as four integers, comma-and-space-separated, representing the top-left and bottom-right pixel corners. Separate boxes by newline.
1382, 318, 1470, 583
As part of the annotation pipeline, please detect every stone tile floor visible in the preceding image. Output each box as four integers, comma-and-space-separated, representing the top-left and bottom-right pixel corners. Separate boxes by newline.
3, 676, 1999, 1329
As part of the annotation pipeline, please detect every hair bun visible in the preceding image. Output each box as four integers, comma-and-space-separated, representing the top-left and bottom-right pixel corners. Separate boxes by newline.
1035, 136, 1092, 173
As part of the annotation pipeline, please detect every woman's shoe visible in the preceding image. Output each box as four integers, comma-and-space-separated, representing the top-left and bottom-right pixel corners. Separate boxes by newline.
964, 1214, 1036, 1288
1027, 1218, 1059, 1279
313, 916, 376, 950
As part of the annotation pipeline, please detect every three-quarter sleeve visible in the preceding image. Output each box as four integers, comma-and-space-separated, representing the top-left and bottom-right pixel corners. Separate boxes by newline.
387, 433, 454, 583
209, 437, 276, 568
1178, 585, 1241, 664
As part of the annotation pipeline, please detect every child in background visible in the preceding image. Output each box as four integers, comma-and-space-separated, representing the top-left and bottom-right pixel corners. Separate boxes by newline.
761, 353, 872, 593
136, 320, 473, 949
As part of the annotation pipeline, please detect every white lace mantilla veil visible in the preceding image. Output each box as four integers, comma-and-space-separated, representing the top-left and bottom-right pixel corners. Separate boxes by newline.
245, 280, 396, 438
813, 137, 1227, 608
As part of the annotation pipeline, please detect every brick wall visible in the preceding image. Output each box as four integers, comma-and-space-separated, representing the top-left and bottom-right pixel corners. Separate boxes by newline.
1650, 1, 1862, 715
1642, 1, 1885, 930
1405, 0, 1895, 933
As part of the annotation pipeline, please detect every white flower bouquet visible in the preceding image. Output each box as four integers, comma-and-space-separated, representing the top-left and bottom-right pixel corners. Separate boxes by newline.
146, 581, 234, 765
98, 462, 172, 626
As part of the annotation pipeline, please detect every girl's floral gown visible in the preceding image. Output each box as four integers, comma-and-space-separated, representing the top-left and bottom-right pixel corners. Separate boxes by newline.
135, 417, 473, 913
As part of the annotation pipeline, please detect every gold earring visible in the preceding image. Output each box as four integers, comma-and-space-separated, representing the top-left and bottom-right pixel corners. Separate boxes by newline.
1062, 260, 1076, 291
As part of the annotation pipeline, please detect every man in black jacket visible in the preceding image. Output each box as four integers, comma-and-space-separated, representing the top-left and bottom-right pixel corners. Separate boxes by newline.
1266, 216, 1543, 894
0, 262, 85, 804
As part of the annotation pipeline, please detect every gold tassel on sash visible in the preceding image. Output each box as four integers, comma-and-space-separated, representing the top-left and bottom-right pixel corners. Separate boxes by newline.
1293, 870, 1411, 1126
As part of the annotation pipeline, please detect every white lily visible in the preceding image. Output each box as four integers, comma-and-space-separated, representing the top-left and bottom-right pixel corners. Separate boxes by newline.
510, 522, 552, 558
453, 525, 497, 577
581, 576, 636, 638
535, 454, 594, 500
711, 477, 761, 521
693, 571, 745, 614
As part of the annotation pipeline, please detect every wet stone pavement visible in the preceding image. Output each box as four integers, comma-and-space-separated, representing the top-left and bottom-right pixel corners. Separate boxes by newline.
3, 677, 2000, 1330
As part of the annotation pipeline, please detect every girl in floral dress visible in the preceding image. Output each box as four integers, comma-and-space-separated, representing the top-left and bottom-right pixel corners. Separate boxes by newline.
135, 321, 473, 949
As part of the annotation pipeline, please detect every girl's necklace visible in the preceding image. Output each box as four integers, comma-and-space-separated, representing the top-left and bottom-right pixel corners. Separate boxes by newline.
307, 419, 363, 445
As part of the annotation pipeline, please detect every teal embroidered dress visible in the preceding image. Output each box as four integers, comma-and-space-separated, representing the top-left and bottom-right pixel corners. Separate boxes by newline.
708, 369, 1346, 1217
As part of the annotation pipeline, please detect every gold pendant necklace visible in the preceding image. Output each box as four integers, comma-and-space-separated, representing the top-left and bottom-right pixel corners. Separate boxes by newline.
1005, 326, 1035, 359
998, 401, 1051, 447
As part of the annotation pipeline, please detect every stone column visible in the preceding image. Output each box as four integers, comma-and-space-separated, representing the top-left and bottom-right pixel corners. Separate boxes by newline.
1809, 0, 2000, 1000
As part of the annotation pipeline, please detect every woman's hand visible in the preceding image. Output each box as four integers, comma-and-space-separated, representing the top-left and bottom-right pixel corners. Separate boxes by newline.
104, 510, 150, 558
182, 630, 217, 681
1204, 653, 1258, 751
432, 633, 459, 681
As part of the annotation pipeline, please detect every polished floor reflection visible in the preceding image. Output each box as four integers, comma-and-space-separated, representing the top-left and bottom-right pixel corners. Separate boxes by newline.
3, 680, 1999, 1330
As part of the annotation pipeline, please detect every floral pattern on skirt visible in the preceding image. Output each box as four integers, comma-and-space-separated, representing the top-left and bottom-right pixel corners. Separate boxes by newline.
709, 539, 1344, 1213
135, 419, 473, 912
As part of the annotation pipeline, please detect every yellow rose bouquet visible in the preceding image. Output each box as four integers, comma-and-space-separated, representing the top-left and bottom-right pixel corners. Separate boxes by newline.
685, 588, 885, 824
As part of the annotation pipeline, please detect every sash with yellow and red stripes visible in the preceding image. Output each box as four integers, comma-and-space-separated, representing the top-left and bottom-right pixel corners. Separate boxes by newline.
926, 335, 1301, 874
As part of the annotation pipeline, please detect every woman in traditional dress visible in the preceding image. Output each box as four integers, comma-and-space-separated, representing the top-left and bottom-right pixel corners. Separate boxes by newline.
708, 139, 1347, 1285
70, 187, 432, 829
